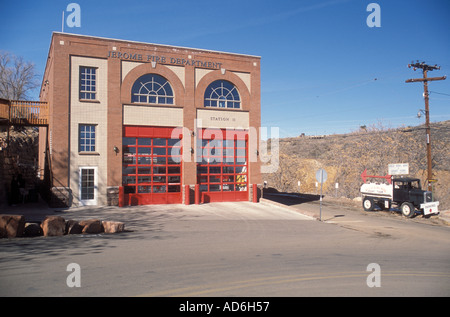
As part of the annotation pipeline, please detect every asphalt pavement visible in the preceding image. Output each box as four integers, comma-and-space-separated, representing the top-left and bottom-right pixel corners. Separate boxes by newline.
1, 196, 449, 297
1, 192, 448, 238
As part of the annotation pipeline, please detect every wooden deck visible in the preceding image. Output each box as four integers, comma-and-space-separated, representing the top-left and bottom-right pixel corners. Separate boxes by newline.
0, 100, 48, 126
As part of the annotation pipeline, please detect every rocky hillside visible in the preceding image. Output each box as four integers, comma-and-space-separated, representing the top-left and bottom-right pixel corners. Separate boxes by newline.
262, 120, 450, 210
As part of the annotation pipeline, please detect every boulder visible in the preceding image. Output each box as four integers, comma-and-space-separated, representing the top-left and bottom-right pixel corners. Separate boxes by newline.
0, 214, 26, 238
23, 223, 43, 237
80, 219, 103, 234
102, 221, 125, 234
65, 220, 84, 235
41, 216, 66, 236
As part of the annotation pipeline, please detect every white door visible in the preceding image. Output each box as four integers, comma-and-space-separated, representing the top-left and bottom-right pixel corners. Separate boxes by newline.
79, 167, 98, 206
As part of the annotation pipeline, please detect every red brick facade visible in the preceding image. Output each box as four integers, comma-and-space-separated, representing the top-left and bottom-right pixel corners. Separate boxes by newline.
39, 32, 261, 207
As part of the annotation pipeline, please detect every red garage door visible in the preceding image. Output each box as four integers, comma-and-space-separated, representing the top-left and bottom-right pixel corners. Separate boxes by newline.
121, 126, 182, 206
197, 128, 248, 203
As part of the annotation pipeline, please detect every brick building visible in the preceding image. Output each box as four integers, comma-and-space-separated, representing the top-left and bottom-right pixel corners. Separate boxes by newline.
38, 32, 261, 207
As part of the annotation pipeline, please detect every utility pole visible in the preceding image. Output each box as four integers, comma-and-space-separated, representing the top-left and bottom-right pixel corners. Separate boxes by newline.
406, 61, 446, 191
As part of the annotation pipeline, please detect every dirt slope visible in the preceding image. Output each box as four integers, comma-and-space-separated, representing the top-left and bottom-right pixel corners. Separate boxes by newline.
262, 120, 450, 210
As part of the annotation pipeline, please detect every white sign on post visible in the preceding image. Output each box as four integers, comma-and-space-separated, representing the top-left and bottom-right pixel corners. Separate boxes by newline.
316, 169, 327, 183
388, 163, 409, 175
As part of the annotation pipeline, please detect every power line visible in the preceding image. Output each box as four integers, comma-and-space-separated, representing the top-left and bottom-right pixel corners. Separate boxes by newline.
430, 91, 450, 97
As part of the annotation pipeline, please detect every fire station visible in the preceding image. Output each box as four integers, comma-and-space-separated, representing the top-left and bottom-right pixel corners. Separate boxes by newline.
37, 32, 262, 207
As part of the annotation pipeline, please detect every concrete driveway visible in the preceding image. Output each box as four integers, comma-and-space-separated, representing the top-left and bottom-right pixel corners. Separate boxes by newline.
0, 200, 314, 240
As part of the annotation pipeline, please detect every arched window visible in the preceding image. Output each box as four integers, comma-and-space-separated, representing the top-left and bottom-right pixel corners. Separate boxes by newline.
131, 74, 174, 105
204, 80, 240, 109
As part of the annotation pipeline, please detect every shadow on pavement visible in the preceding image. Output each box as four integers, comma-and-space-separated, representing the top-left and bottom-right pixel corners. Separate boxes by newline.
262, 188, 321, 206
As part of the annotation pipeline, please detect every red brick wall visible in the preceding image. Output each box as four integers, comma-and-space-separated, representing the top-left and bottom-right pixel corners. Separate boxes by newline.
40, 32, 261, 200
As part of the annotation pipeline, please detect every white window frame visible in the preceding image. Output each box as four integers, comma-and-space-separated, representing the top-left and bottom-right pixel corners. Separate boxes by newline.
79, 66, 97, 101
79, 124, 97, 153
131, 74, 174, 105
79, 167, 98, 206
204, 80, 241, 109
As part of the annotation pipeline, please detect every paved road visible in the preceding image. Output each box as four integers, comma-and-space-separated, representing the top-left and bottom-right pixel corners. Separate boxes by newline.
0, 199, 449, 297
262, 192, 450, 235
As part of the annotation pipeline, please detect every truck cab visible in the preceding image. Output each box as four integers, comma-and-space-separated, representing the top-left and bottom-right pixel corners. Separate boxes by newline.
392, 178, 424, 206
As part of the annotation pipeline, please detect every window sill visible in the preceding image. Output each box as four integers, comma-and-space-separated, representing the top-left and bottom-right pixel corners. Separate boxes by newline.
201, 106, 246, 111
78, 151, 100, 156
130, 102, 180, 108
79, 99, 100, 103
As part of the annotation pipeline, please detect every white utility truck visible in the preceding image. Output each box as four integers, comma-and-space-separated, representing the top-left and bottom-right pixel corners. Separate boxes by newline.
360, 171, 439, 218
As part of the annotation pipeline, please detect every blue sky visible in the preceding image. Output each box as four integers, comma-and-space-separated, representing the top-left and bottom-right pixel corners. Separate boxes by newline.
1, 0, 449, 137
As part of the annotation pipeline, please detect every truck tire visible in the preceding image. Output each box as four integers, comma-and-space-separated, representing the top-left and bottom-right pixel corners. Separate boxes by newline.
400, 202, 415, 218
363, 197, 375, 211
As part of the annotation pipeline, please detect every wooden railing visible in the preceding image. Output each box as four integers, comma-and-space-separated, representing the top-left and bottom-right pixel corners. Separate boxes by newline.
0, 100, 49, 126
0, 99, 9, 121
